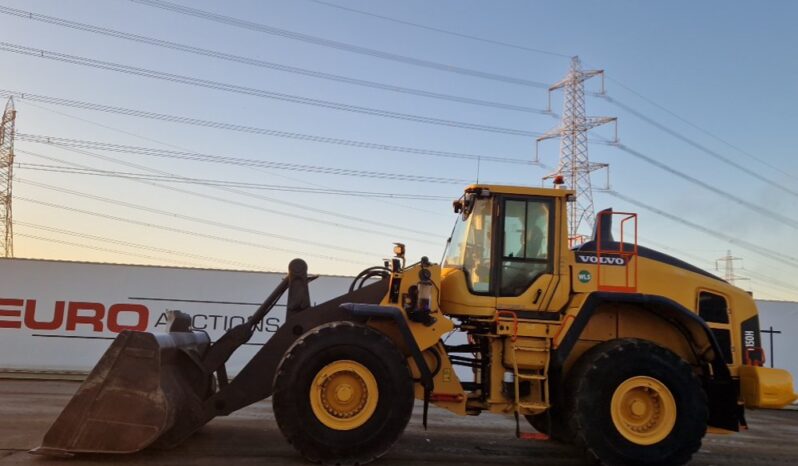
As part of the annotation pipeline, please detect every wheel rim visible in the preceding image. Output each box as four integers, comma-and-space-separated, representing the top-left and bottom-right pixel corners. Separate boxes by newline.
610, 376, 677, 445
309, 360, 379, 431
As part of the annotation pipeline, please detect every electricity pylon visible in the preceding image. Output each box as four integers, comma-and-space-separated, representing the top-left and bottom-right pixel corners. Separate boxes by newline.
536, 56, 617, 241
0, 97, 15, 258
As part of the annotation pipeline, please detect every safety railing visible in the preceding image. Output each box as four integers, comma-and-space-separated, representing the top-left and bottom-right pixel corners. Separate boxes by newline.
596, 211, 639, 293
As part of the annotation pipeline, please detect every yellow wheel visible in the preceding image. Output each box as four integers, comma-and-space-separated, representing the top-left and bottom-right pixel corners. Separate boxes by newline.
273, 322, 414, 465
569, 339, 707, 466
309, 360, 379, 431
610, 376, 677, 445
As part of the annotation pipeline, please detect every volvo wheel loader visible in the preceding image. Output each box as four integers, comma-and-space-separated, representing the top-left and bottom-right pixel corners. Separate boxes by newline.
33, 184, 796, 466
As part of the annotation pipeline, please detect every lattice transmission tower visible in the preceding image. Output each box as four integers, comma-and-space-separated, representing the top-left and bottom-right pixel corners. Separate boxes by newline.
716, 249, 748, 287
0, 97, 15, 258
536, 56, 617, 241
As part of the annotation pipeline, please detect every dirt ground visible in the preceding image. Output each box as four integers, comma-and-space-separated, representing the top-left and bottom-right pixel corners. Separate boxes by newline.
0, 379, 796, 465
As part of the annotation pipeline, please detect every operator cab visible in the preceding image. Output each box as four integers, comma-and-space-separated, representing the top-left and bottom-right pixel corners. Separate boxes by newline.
440, 185, 572, 317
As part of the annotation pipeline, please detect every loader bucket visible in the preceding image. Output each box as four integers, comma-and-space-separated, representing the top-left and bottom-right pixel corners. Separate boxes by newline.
31, 329, 211, 457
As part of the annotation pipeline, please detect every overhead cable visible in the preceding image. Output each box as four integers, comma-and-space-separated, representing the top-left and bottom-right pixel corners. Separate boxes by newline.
19, 147, 445, 244
602, 190, 798, 269
16, 134, 471, 185
17, 178, 384, 258
1, 90, 537, 165
605, 95, 798, 199
130, 0, 551, 88
615, 143, 798, 231
607, 77, 795, 178
0, 5, 551, 115
0, 89, 540, 166
17, 232, 207, 268
17, 161, 454, 199
17, 196, 374, 265
305, 0, 570, 58
0, 42, 540, 137
19, 98, 447, 219
16, 221, 266, 270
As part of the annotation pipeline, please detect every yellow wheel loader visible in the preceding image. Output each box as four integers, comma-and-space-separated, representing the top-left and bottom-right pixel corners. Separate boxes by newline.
33, 184, 797, 466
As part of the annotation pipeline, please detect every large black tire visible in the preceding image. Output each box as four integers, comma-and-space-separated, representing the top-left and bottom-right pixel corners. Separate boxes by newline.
272, 321, 414, 465
568, 339, 707, 466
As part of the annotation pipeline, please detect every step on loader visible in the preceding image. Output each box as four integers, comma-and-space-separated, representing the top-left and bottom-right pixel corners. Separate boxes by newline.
33, 184, 797, 465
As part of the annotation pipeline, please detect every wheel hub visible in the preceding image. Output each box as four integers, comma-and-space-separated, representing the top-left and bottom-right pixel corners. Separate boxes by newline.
310, 360, 379, 430
335, 384, 354, 403
610, 376, 677, 445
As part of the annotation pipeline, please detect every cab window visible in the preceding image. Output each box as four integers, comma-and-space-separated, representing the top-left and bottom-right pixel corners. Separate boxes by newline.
500, 199, 551, 296
442, 198, 493, 293
698, 292, 729, 323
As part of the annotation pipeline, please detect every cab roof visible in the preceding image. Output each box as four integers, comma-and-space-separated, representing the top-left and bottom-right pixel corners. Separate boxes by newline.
465, 184, 575, 198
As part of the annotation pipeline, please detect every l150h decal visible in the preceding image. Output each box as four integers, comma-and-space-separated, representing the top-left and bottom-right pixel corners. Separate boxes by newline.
741, 315, 764, 366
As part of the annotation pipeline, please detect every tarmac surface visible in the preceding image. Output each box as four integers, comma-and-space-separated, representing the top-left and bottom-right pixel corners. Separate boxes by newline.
1, 379, 797, 465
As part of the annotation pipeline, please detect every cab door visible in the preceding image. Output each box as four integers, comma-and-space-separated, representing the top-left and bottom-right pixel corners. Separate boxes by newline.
440, 195, 497, 317
495, 196, 558, 315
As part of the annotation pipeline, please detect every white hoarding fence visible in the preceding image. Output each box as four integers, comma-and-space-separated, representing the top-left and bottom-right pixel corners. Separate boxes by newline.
756, 300, 798, 386
0, 258, 352, 375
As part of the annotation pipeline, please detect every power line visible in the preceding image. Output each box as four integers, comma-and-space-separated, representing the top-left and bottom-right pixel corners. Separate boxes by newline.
19, 147, 445, 244
16, 196, 373, 265
16, 161, 453, 200
0, 5, 552, 115
305, 0, 570, 59
736, 268, 797, 295
604, 95, 798, 199
16, 178, 384, 258
16, 134, 472, 185
606, 77, 796, 178
15, 221, 266, 270
736, 273, 795, 299
3, 90, 538, 166
130, 0, 552, 89
0, 42, 542, 138
755, 288, 793, 301
601, 190, 798, 269
614, 143, 798, 231
17, 232, 207, 268
17, 98, 447, 219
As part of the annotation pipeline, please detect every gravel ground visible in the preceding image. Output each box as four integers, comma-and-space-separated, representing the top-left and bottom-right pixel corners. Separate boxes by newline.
1, 379, 796, 465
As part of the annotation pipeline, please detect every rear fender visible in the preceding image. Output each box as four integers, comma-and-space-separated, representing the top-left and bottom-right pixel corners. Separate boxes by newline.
553, 292, 739, 431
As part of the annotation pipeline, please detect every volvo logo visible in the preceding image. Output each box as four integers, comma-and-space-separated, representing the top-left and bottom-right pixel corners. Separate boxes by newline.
576, 254, 627, 266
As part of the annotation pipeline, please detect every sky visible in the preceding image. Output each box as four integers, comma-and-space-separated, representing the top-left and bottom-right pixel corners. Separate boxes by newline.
0, 0, 795, 300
